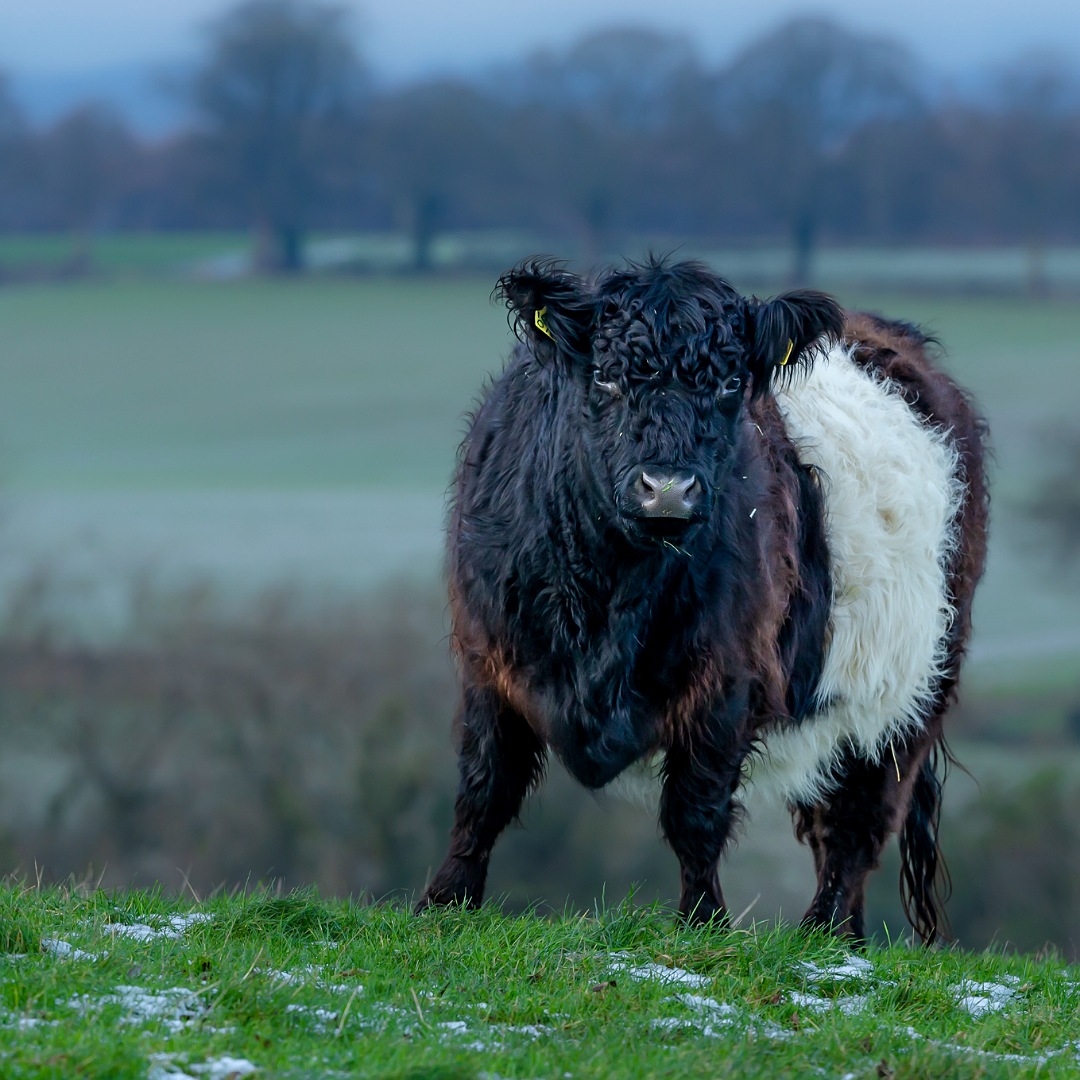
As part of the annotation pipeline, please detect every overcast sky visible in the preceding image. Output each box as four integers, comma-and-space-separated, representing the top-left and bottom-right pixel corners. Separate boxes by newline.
2, 0, 1080, 78
1, 0, 1078, 79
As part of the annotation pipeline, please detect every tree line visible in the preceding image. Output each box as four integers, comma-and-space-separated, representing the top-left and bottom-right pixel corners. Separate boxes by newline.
1, 0, 1079, 281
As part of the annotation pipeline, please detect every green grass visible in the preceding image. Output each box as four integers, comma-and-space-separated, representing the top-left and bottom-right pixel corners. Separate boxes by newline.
1, 885, 1078, 1079
12, 232, 1080, 288
0, 229, 542, 278
686, 243, 1080, 294
0, 276, 1075, 491
0, 233, 248, 275
0, 278, 512, 490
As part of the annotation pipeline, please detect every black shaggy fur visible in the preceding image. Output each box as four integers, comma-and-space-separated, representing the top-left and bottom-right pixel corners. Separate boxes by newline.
418, 258, 988, 941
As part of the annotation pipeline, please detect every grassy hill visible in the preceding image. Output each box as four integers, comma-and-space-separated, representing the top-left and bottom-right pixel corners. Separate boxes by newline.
2, 885, 1078, 1079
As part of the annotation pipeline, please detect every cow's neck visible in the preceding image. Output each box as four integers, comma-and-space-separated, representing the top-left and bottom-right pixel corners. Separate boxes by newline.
522, 500, 726, 787
521, 481, 699, 672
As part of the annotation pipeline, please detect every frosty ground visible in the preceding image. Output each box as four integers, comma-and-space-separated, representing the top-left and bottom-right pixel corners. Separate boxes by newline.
1, 886, 1078, 1078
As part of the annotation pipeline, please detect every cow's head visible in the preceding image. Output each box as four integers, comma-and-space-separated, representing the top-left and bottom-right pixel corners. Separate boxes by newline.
497, 257, 844, 549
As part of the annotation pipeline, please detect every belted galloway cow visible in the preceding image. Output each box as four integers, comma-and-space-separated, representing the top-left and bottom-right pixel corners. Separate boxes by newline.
418, 257, 988, 942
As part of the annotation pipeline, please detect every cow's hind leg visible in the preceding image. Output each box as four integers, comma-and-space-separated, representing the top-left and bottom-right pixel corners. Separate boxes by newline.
417, 685, 544, 911
792, 722, 945, 944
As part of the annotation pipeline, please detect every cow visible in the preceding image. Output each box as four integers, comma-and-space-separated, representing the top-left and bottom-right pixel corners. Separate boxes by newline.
417, 257, 989, 943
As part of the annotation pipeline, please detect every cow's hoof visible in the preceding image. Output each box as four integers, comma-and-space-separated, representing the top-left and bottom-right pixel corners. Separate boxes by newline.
680, 892, 729, 928
416, 858, 486, 913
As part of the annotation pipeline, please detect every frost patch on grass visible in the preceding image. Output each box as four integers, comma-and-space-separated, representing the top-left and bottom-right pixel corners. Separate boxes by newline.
437, 1020, 470, 1034
502, 1023, 555, 1038
653, 1012, 735, 1040
258, 966, 311, 985
788, 990, 834, 1014
109, 914, 213, 942
149, 1052, 259, 1079
479, 1074, 572, 1080
41, 938, 101, 962
65, 985, 206, 1033
902, 1025, 1080, 1066
0, 1010, 57, 1030
662, 993, 793, 1042
258, 965, 358, 994
651, 1017, 699, 1033
285, 1003, 340, 1035
430, 1016, 554, 1052
318, 1004, 559, 1053
289, 998, 416, 1039
791, 955, 874, 1017
608, 953, 710, 988
952, 976, 1021, 1017
834, 995, 869, 1017
799, 956, 873, 982
352, 1000, 415, 1032
788, 990, 869, 1016
674, 993, 737, 1020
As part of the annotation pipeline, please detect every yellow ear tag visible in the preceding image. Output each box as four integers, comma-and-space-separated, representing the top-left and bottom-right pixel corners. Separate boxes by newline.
534, 306, 555, 341
779, 339, 794, 367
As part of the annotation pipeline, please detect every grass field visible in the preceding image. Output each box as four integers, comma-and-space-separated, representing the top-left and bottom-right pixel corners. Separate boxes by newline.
2, 885, 1078, 1079
0, 231, 544, 280
2, 275, 1074, 488
0, 234, 248, 277
0, 277, 506, 490
6, 230, 1080, 289
0, 272, 1076, 683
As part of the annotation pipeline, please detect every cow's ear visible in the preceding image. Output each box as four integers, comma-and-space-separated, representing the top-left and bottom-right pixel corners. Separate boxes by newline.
495, 258, 592, 363
744, 290, 845, 397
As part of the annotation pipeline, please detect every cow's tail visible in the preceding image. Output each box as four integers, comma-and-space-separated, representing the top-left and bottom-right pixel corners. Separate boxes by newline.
898, 741, 953, 944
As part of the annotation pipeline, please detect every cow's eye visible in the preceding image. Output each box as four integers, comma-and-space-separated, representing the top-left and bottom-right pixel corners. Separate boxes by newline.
717, 374, 742, 400
593, 371, 622, 397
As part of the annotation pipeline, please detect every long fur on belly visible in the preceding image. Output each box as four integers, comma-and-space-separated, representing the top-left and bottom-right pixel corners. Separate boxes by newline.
746, 342, 964, 804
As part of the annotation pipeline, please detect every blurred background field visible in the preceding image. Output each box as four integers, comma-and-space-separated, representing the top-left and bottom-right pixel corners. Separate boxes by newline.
2, 0, 1080, 958
1, 269, 1076, 670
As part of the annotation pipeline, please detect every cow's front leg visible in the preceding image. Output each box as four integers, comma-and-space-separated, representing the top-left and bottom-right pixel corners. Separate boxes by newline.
417, 684, 545, 911
659, 722, 747, 926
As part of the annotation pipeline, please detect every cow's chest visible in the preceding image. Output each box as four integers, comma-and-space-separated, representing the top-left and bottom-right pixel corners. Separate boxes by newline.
496, 576, 710, 786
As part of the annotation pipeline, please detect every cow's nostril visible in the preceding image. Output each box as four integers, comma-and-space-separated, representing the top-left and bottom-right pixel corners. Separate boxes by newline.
683, 475, 700, 504
639, 470, 662, 497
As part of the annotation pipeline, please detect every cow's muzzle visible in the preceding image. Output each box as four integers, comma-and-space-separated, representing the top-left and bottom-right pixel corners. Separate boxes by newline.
620, 465, 706, 536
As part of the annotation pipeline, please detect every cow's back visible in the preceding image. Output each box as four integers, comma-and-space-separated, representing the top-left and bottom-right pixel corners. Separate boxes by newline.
748, 314, 988, 803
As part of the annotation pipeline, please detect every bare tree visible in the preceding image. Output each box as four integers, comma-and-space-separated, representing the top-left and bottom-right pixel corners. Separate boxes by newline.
190, 0, 368, 273
506, 28, 709, 262
0, 71, 40, 235
516, 27, 704, 133
989, 54, 1080, 295
1025, 426, 1080, 577
371, 79, 509, 273
39, 104, 139, 267
718, 16, 924, 284
0, 71, 21, 157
